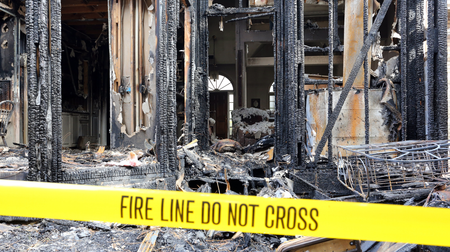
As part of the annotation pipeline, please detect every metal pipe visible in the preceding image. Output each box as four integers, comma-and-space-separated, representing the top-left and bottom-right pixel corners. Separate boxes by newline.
314, 0, 393, 163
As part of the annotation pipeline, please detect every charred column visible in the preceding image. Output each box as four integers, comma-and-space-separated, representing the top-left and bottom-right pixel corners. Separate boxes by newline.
399, 0, 407, 141
26, 0, 62, 182
184, 0, 209, 150
406, 0, 426, 140
274, 0, 300, 165
434, 0, 448, 140
155, 0, 179, 174
195, 0, 210, 150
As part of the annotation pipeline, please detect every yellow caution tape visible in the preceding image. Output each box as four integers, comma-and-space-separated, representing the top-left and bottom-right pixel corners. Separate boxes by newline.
0, 180, 449, 247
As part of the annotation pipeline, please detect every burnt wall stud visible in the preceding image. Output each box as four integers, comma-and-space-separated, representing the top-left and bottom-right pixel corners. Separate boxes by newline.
26, 0, 62, 182
363, 0, 369, 145
399, 0, 407, 141
327, 0, 335, 162
195, 0, 210, 150
426, 0, 436, 139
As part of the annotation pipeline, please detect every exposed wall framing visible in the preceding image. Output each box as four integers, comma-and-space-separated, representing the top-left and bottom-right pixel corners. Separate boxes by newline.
109, 0, 157, 149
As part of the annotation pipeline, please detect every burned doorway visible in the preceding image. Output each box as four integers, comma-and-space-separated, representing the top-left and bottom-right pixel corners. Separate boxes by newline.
60, 0, 110, 149
208, 75, 234, 139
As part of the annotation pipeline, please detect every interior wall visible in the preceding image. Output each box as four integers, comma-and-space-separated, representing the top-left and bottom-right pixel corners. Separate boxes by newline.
246, 66, 274, 109
208, 17, 236, 65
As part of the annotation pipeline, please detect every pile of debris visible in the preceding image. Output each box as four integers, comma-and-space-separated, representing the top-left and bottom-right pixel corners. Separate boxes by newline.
231, 108, 274, 147
1, 139, 450, 251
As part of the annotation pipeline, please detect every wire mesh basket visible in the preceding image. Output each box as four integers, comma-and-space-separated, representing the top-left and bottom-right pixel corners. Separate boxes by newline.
336, 140, 450, 200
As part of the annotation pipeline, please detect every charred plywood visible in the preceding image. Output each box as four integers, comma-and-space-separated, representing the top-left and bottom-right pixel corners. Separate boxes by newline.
109, 0, 157, 149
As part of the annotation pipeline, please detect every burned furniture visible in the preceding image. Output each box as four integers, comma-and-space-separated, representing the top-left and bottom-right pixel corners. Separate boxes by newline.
0, 100, 14, 147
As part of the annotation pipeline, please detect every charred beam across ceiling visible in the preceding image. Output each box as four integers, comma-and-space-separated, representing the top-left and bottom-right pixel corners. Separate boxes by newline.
155, 0, 179, 174
206, 5, 275, 17
26, 0, 62, 182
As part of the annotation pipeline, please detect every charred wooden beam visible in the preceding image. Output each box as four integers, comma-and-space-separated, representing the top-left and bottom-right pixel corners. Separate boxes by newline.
426, 0, 436, 140
184, 5, 193, 144
206, 5, 275, 17
155, 0, 179, 174
225, 12, 273, 23
405, 0, 425, 140
399, 0, 407, 141
274, 0, 300, 165
327, 0, 336, 163
194, 0, 210, 150
26, 0, 62, 182
434, 0, 448, 140
184, 1, 209, 148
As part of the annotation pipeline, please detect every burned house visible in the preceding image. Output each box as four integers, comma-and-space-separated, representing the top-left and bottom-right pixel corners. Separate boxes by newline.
0, 0, 448, 192
1, 0, 450, 250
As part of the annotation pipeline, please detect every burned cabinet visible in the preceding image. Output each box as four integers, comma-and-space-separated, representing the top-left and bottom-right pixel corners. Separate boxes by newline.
109, 0, 157, 149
